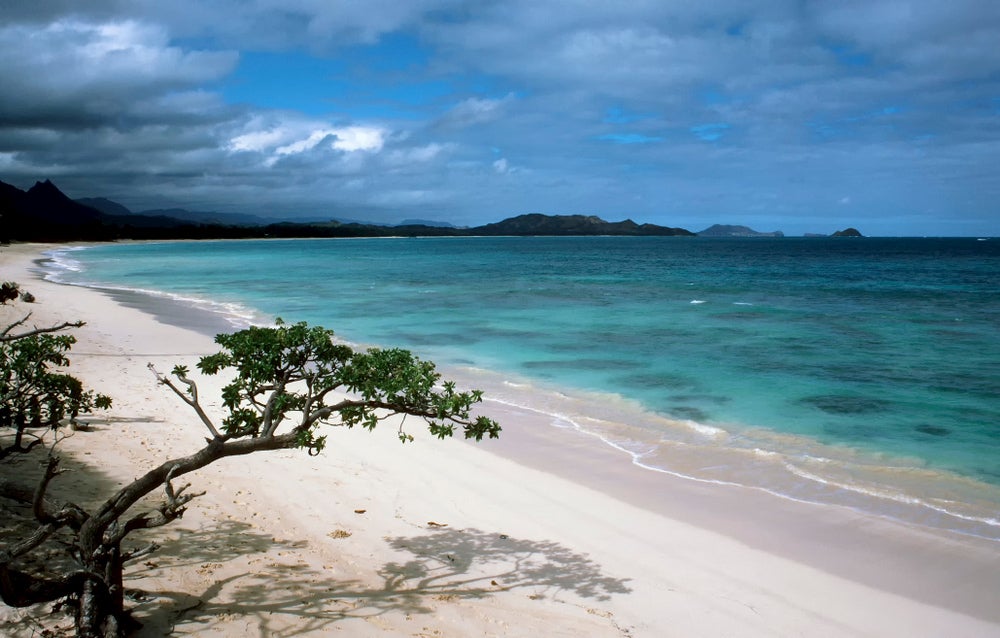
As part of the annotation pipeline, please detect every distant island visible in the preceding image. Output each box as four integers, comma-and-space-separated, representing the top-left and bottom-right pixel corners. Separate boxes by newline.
475, 214, 692, 236
699, 224, 865, 238
697, 224, 784, 238
831, 227, 864, 237
0, 177, 861, 242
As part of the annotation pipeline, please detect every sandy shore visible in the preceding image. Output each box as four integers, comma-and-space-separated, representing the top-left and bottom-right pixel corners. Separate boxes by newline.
2, 242, 999, 637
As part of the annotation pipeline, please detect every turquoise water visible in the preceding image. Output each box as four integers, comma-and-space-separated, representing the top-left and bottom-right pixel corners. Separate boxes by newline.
44, 237, 1000, 538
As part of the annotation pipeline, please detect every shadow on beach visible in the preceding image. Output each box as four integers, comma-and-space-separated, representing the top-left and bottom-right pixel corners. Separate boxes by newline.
3, 431, 633, 636
0, 425, 143, 637
137, 525, 632, 636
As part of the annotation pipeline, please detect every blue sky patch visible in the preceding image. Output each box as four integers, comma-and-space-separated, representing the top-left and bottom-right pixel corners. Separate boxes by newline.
597, 133, 664, 145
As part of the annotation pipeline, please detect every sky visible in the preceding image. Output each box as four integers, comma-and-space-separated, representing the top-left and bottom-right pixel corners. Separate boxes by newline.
1, 1, 999, 236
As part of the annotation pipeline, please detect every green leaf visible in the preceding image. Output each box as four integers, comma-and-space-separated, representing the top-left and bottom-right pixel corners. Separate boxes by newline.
183, 320, 499, 447
1, 324, 112, 438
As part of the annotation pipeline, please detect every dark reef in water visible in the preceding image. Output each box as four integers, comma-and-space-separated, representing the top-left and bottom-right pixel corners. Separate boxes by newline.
915, 424, 951, 437
801, 394, 890, 415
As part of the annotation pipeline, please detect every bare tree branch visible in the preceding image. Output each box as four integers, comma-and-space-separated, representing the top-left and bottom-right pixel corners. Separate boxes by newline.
33, 456, 66, 525
0, 523, 61, 565
120, 543, 160, 564
0, 476, 88, 530
0, 314, 86, 342
148, 364, 221, 440
113, 467, 206, 545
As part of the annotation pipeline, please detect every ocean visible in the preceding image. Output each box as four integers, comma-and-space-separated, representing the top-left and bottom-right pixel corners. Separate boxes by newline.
42, 236, 1000, 540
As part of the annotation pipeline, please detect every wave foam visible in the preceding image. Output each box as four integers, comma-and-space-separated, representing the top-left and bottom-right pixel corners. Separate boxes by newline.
783, 461, 1000, 530
685, 421, 726, 438
41, 247, 87, 278
38, 248, 266, 330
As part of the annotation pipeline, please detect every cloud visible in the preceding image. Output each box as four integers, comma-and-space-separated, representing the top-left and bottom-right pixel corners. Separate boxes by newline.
690, 123, 731, 142
228, 119, 386, 165
437, 94, 516, 129
2, 0, 467, 50
328, 126, 386, 152
386, 143, 448, 165
228, 125, 294, 153
0, 19, 237, 128
1, 1, 998, 233
603, 107, 651, 124
370, 188, 448, 206
275, 130, 338, 156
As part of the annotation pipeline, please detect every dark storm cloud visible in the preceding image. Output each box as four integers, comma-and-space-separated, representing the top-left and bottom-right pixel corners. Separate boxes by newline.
0, 20, 237, 128
1, 1, 998, 234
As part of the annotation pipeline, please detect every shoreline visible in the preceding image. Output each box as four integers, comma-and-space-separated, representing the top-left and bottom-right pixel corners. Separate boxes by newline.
4, 241, 1000, 636
39, 242, 1000, 542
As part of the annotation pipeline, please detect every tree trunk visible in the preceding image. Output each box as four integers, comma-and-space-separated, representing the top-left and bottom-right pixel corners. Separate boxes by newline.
105, 544, 125, 627
76, 545, 135, 638
78, 577, 111, 638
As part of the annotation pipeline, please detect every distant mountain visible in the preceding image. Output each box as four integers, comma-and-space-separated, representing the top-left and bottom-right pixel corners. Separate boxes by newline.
475, 214, 693, 236
134, 208, 279, 227
1, 179, 106, 241
73, 199, 193, 229
698, 224, 784, 237
831, 227, 863, 237
2, 177, 697, 242
78, 196, 320, 227
21, 180, 104, 226
76, 197, 132, 217
398, 218, 456, 228
1, 179, 266, 241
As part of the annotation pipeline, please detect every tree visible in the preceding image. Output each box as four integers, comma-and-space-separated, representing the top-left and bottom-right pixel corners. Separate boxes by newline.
1, 311, 113, 461
0, 318, 500, 637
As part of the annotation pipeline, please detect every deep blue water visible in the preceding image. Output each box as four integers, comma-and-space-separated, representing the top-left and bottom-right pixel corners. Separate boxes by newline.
45, 236, 1000, 538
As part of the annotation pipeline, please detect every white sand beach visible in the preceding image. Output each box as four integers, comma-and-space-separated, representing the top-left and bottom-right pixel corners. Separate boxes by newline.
2, 242, 998, 637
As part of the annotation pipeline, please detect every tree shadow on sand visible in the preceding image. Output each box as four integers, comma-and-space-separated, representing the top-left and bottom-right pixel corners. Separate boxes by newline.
0, 433, 158, 637
379, 528, 632, 607
140, 526, 632, 636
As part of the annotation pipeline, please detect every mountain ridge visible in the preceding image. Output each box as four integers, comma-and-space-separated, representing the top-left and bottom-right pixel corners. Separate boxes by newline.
1, 177, 862, 241
1, 178, 699, 241
475, 213, 693, 236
